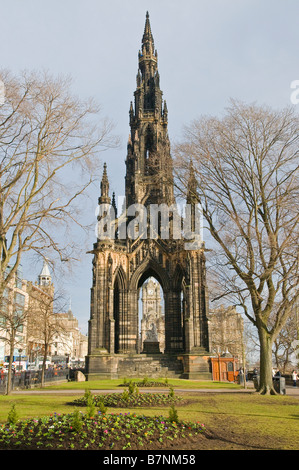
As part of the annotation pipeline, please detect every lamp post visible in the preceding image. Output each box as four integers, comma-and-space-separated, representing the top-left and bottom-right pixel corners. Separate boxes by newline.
18, 348, 22, 385
18, 348, 22, 371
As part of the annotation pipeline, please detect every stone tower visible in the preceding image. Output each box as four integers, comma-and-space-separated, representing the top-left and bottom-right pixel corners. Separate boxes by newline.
38, 259, 52, 287
86, 13, 211, 379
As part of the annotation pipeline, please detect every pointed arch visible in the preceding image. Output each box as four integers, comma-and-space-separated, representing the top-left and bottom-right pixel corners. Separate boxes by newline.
173, 264, 186, 290
129, 257, 170, 292
113, 264, 127, 354
113, 264, 127, 290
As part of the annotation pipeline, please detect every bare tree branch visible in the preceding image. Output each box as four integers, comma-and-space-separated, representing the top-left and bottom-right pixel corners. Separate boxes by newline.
173, 100, 299, 394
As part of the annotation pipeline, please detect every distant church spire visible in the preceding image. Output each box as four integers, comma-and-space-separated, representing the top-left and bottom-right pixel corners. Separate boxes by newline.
38, 259, 51, 286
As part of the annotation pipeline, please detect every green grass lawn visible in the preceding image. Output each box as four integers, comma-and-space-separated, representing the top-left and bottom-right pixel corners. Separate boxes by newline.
0, 394, 80, 423
0, 385, 298, 449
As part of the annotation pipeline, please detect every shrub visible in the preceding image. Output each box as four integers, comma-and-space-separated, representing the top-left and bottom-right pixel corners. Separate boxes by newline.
97, 397, 107, 415
128, 380, 135, 394
86, 397, 96, 418
122, 390, 129, 401
84, 390, 96, 418
70, 409, 83, 433
84, 389, 92, 400
7, 404, 18, 425
169, 404, 179, 424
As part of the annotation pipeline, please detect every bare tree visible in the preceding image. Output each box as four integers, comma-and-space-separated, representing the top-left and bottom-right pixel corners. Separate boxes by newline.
0, 69, 118, 299
0, 277, 28, 394
272, 304, 298, 372
26, 285, 67, 387
174, 100, 299, 394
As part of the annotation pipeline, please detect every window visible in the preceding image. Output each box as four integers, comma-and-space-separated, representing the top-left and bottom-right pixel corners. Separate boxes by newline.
14, 292, 25, 307
15, 267, 23, 289
14, 292, 25, 332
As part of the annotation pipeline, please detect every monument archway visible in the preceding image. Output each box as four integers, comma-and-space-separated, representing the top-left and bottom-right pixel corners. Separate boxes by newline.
138, 275, 165, 354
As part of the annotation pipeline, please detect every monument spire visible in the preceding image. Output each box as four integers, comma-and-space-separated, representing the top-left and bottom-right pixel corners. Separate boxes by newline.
99, 162, 111, 204
141, 11, 155, 56
125, 11, 173, 208
138, 11, 158, 86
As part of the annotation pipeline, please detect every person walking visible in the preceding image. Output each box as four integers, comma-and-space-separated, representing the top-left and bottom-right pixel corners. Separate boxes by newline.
292, 370, 298, 387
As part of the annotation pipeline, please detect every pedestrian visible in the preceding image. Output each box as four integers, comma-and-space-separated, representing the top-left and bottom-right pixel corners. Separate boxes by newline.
274, 369, 281, 380
292, 370, 298, 387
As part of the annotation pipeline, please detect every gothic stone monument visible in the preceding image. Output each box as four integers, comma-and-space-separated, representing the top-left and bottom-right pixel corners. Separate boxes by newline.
86, 13, 211, 380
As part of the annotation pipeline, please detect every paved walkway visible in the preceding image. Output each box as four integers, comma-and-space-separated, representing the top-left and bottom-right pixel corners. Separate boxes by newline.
8, 382, 299, 397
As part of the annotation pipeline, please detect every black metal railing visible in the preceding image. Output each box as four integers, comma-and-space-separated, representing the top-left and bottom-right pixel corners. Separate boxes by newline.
0, 368, 69, 393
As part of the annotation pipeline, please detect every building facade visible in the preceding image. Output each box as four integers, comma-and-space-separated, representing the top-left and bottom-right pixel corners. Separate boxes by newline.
52, 308, 88, 367
0, 261, 87, 369
86, 13, 211, 379
0, 266, 28, 368
208, 305, 244, 361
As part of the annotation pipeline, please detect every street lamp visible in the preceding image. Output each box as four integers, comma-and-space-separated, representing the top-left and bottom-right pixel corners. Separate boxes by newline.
18, 348, 22, 371
18, 348, 22, 385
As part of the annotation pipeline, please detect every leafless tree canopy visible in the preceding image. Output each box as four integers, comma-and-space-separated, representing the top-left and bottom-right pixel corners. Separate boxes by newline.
174, 100, 299, 393
0, 69, 118, 293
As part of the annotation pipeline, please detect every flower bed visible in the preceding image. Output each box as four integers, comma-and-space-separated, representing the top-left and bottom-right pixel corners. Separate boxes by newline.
120, 381, 168, 387
0, 411, 206, 450
71, 391, 185, 408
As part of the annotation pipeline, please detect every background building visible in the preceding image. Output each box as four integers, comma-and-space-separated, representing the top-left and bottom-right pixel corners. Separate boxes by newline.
0, 261, 87, 370
208, 305, 244, 361
0, 266, 28, 370
52, 308, 88, 367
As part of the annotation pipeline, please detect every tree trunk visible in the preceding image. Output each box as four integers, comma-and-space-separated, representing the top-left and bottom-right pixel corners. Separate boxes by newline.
41, 348, 48, 388
258, 328, 276, 395
6, 335, 15, 395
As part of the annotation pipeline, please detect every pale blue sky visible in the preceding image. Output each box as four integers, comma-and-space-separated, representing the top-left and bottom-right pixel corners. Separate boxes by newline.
2, 0, 299, 332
